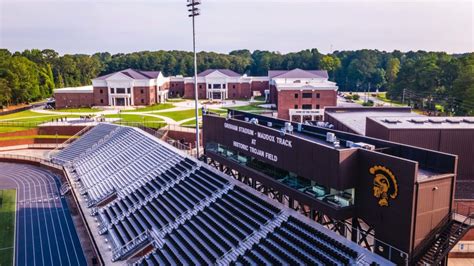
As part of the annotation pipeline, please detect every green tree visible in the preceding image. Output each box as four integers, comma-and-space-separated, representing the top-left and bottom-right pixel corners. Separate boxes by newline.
385, 57, 400, 84
320, 55, 341, 80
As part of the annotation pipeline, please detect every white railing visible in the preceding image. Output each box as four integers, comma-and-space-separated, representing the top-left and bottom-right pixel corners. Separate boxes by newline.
106, 165, 197, 226
112, 230, 151, 261
47, 125, 92, 160
215, 210, 289, 265
0, 154, 63, 170
150, 183, 235, 247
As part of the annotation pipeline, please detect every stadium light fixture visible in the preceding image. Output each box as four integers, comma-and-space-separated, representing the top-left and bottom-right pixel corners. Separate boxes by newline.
187, 0, 201, 158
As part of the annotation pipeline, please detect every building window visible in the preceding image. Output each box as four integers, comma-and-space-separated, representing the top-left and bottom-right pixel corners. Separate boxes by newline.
100, 99, 103, 103
141, 99, 144, 104
111, 88, 115, 94
199, 85, 202, 89
100, 89, 103, 94
302, 104, 312, 109
233, 85, 236, 89
316, 104, 320, 109
117, 88, 125, 94
302, 93, 312, 98
294, 93, 298, 98
294, 105, 298, 109
316, 93, 320, 98
208, 84, 211, 89
141, 89, 144, 94
127, 88, 131, 94
171, 83, 174, 87
223, 84, 226, 89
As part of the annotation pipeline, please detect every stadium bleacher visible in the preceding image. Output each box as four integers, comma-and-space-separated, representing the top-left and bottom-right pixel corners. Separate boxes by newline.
53, 123, 393, 265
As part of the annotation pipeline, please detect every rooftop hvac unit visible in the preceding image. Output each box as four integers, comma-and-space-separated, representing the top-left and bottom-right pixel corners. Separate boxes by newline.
352, 142, 376, 151
267, 121, 273, 127
326, 132, 336, 143
346, 141, 354, 148
244, 117, 249, 122
250, 118, 259, 125
284, 122, 293, 133
297, 123, 303, 132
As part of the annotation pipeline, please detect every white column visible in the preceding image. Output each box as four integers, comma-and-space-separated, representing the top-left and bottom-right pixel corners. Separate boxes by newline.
108, 86, 112, 106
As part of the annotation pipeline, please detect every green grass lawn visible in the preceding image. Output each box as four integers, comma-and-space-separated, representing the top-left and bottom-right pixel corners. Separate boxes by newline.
0, 189, 16, 266
180, 119, 201, 128
0, 110, 45, 120
0, 127, 30, 133
166, 98, 186, 103
122, 103, 174, 113
0, 110, 80, 133
159, 109, 203, 121
0, 110, 79, 123
0, 135, 74, 141
224, 103, 270, 113
54, 107, 101, 113
376, 92, 405, 106
105, 114, 166, 129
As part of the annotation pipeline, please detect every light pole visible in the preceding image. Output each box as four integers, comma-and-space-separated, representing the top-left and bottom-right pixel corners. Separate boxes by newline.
187, 0, 201, 159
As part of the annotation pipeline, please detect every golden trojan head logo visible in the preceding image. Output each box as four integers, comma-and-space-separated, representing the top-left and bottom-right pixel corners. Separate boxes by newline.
369, 165, 398, 207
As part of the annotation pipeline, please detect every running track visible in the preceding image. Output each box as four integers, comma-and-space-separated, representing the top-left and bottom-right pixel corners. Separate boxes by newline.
0, 162, 87, 266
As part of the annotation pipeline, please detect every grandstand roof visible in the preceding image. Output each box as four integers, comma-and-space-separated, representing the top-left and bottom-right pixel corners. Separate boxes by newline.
52, 123, 393, 265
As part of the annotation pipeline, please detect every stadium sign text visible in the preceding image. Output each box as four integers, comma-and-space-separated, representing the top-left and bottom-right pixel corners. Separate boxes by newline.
224, 122, 294, 163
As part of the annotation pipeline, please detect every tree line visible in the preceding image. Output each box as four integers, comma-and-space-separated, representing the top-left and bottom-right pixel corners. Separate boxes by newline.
0, 48, 472, 115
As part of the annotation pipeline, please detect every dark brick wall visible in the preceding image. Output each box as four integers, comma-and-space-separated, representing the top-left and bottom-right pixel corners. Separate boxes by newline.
55, 92, 94, 108
277, 90, 337, 120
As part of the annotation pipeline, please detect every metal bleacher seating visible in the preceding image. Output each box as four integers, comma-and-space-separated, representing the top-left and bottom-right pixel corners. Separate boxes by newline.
52, 123, 393, 266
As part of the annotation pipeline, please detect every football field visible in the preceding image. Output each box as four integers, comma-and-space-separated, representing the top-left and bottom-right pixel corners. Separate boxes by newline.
0, 189, 16, 266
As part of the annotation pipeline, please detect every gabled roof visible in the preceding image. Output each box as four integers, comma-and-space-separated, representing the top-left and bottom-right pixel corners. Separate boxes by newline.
95, 68, 162, 80
197, 69, 241, 77
269, 68, 329, 79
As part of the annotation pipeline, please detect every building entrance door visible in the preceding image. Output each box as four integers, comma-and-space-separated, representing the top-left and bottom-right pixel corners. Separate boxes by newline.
116, 98, 125, 106
212, 91, 222, 100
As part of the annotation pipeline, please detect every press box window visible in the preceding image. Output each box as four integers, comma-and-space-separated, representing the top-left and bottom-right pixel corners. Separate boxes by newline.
294, 105, 298, 109
302, 93, 312, 98
294, 93, 299, 98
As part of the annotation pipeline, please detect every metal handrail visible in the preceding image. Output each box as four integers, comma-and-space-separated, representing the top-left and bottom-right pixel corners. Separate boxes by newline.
151, 183, 234, 242
216, 210, 287, 263
112, 229, 151, 261
48, 125, 92, 159
105, 163, 193, 225
0, 154, 63, 169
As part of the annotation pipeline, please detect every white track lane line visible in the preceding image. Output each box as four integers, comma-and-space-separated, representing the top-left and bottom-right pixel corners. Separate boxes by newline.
31, 170, 54, 265
27, 170, 46, 266
54, 176, 82, 264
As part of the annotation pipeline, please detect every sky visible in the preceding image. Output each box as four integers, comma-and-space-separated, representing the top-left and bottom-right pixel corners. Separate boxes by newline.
0, 0, 473, 55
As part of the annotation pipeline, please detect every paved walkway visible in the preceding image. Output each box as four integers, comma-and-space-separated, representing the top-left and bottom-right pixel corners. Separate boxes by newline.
14, 99, 253, 126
